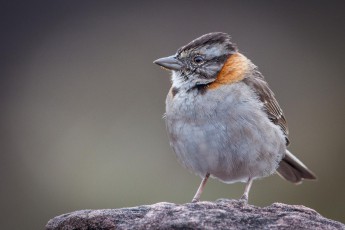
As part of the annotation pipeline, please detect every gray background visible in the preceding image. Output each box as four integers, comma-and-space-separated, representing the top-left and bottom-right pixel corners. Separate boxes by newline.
1, 1, 345, 229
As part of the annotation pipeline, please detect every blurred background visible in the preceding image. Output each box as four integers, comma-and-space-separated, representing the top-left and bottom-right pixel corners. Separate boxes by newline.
1, 1, 345, 229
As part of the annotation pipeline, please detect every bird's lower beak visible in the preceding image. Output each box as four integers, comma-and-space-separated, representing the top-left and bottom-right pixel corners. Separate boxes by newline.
153, 55, 183, 71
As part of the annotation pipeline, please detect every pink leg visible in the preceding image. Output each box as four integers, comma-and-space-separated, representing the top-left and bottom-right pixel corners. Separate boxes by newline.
240, 177, 253, 203
191, 173, 210, 203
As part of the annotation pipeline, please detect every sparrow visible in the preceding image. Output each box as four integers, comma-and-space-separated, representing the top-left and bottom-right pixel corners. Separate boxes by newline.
153, 32, 316, 203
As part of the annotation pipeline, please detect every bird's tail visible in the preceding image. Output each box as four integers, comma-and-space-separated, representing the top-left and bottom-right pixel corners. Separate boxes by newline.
277, 150, 317, 184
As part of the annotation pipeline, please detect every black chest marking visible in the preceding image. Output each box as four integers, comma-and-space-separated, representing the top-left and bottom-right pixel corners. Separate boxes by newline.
171, 87, 180, 98
187, 84, 208, 95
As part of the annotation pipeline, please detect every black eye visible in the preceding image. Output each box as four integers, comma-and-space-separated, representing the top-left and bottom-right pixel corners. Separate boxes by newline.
193, 55, 204, 64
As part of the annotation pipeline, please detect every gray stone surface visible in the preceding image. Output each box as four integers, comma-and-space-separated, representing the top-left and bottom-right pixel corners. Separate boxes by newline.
46, 199, 344, 230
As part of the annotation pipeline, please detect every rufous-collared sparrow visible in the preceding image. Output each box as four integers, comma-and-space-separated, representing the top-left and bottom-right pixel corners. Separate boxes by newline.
154, 32, 316, 203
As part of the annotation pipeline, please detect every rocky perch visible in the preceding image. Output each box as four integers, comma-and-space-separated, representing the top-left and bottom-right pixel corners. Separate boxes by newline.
46, 199, 344, 230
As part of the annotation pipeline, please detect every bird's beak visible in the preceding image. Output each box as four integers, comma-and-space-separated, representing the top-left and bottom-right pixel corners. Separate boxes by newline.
153, 55, 183, 71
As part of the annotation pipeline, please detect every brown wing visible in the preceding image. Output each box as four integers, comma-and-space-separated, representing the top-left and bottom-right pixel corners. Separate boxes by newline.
243, 70, 290, 146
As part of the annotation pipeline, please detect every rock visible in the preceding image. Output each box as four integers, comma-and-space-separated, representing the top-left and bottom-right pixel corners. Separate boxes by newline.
46, 199, 344, 230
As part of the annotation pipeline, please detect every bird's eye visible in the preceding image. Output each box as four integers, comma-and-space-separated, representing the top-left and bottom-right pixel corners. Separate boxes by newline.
193, 55, 204, 64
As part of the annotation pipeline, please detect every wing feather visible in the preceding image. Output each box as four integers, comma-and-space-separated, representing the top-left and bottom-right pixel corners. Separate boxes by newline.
243, 70, 290, 145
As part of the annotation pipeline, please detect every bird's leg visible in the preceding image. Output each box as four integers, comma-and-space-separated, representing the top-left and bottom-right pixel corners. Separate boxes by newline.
191, 172, 210, 203
240, 177, 253, 203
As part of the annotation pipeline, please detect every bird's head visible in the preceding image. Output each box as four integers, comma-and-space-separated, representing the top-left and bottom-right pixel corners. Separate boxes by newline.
154, 32, 239, 91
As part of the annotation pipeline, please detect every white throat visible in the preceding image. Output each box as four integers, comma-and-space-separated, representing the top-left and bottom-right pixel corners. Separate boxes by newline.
171, 71, 214, 92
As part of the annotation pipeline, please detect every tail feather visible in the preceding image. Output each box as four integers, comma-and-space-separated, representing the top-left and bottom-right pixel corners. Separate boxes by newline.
277, 150, 317, 184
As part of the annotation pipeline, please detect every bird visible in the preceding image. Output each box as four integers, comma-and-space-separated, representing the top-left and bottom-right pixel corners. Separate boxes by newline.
153, 32, 316, 203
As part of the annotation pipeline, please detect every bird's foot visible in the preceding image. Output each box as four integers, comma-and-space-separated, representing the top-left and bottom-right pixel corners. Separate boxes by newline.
191, 198, 200, 203
239, 194, 248, 206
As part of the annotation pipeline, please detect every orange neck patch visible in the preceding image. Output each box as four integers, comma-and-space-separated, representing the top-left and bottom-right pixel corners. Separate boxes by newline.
208, 53, 249, 89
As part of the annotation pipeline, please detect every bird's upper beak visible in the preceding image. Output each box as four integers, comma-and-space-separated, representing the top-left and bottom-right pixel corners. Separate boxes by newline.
153, 55, 183, 71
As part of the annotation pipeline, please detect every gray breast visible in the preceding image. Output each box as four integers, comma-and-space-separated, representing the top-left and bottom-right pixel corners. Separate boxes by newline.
165, 82, 286, 184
